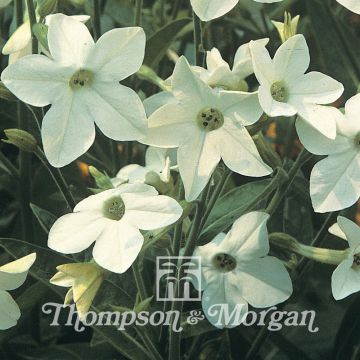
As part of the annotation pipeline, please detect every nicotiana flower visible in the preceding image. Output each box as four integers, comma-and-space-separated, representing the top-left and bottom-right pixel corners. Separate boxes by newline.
250, 34, 344, 139
194, 40, 268, 91
2, 15, 90, 64
337, 0, 360, 14
328, 216, 360, 300
112, 146, 177, 187
48, 183, 183, 273
0, 253, 36, 330
296, 94, 360, 213
190, 0, 283, 22
1, 13, 147, 167
144, 56, 272, 202
192, 212, 292, 328
50, 262, 106, 320
272, 12, 299, 43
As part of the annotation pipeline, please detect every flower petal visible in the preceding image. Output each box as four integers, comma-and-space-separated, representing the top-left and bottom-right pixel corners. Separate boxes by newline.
273, 34, 310, 82
288, 71, 343, 105
337, 0, 360, 14
0, 253, 36, 291
41, 89, 96, 167
87, 27, 145, 81
48, 211, 107, 254
235, 256, 293, 307
296, 113, 350, 155
122, 194, 183, 230
190, 0, 239, 21
222, 211, 270, 260
93, 220, 144, 273
88, 82, 147, 141
47, 13, 94, 67
1, 55, 71, 107
331, 258, 360, 300
178, 131, 221, 201
310, 150, 360, 212
202, 274, 248, 328
0, 291, 21, 330
328, 223, 347, 241
2, 21, 31, 55
337, 216, 360, 250
220, 119, 272, 176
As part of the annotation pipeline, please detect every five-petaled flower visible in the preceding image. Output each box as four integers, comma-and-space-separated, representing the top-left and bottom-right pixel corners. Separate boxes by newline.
250, 34, 344, 139
191, 211, 292, 328
48, 183, 183, 273
0, 253, 36, 330
336, 0, 360, 14
1, 13, 147, 167
144, 56, 272, 202
297, 94, 360, 213
329, 217, 360, 300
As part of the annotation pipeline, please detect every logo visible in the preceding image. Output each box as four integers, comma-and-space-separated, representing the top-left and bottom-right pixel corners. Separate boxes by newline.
156, 256, 201, 301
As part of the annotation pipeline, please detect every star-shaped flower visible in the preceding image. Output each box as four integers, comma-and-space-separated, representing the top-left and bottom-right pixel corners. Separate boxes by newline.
48, 183, 183, 273
296, 94, 360, 212
0, 253, 36, 330
329, 216, 360, 300
336, 0, 360, 14
192, 212, 292, 328
195, 40, 268, 91
250, 34, 344, 138
1, 13, 147, 167
190, 0, 283, 22
144, 56, 272, 202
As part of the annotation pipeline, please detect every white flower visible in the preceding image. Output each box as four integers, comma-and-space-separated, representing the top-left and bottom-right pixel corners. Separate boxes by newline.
48, 183, 183, 273
336, 0, 360, 14
250, 34, 344, 139
192, 212, 292, 328
195, 40, 268, 91
2, 15, 90, 64
0, 253, 36, 330
144, 56, 272, 202
329, 216, 360, 300
296, 94, 360, 213
0, 0, 11, 8
190, 0, 283, 22
112, 146, 177, 187
1, 13, 147, 167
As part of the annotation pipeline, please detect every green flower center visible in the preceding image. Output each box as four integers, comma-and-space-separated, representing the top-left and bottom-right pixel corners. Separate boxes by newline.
196, 107, 224, 131
69, 69, 93, 89
270, 81, 288, 102
353, 254, 360, 266
102, 196, 125, 221
212, 253, 237, 273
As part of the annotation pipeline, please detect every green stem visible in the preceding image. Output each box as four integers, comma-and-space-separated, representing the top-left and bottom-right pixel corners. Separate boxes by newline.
132, 260, 148, 301
171, 0, 182, 19
135, 0, 143, 26
193, 12, 203, 66
15, 0, 23, 26
0, 150, 19, 179
26, 0, 38, 53
134, 328, 163, 360
172, 180, 185, 256
34, 147, 76, 210
93, 0, 101, 40
265, 148, 313, 215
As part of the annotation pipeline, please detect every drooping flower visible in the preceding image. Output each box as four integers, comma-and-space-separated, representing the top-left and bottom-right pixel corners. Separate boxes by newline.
194, 40, 269, 91
144, 56, 272, 202
336, 0, 360, 14
190, 0, 283, 22
0, 253, 36, 330
1, 13, 147, 167
48, 183, 183, 273
50, 262, 106, 320
192, 212, 292, 328
250, 34, 344, 139
328, 216, 360, 300
296, 94, 360, 213
2, 15, 90, 64
112, 146, 177, 187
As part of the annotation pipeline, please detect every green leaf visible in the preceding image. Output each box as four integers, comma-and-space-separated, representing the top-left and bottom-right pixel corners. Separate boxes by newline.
32, 24, 49, 52
30, 203, 57, 234
144, 18, 192, 68
199, 179, 272, 244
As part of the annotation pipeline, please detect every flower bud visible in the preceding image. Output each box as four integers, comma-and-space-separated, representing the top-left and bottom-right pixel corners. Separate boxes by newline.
253, 132, 282, 170
3, 129, 37, 153
272, 12, 300, 43
32, 23, 49, 52
89, 166, 114, 190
